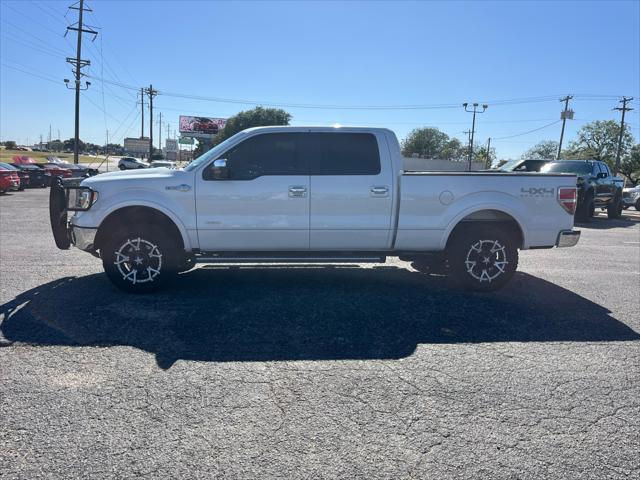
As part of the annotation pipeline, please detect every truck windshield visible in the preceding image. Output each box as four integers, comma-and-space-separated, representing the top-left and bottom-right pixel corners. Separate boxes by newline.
184, 132, 246, 172
497, 159, 522, 171
541, 162, 593, 175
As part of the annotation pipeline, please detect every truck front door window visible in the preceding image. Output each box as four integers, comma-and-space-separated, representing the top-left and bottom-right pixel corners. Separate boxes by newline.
220, 133, 303, 180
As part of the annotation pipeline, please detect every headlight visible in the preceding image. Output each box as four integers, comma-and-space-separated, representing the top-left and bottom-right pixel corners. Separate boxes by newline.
67, 187, 98, 210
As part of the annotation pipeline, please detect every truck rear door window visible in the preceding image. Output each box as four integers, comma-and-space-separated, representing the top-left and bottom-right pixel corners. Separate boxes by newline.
308, 133, 381, 175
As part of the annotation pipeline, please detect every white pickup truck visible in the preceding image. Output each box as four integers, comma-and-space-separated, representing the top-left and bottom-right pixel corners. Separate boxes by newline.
50, 126, 580, 293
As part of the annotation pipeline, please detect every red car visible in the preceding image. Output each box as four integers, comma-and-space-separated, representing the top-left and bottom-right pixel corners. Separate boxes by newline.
0, 162, 29, 189
0, 166, 21, 193
42, 164, 73, 178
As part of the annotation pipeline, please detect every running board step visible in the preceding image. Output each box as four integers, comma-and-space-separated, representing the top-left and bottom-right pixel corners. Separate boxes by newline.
194, 255, 386, 264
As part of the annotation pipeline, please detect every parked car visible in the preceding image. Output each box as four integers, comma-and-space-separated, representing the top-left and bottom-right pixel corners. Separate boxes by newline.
10, 163, 51, 187
42, 161, 98, 178
622, 185, 640, 210
118, 157, 149, 170
50, 126, 581, 293
0, 162, 29, 190
491, 159, 551, 172
149, 160, 176, 169
0, 165, 20, 193
41, 163, 73, 179
540, 160, 622, 222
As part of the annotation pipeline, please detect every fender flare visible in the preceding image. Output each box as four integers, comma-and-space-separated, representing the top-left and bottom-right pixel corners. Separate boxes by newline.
440, 203, 527, 250
98, 200, 192, 251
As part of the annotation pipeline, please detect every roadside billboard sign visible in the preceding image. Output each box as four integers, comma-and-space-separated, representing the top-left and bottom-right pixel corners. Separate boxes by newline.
179, 116, 226, 138
165, 139, 178, 152
124, 137, 150, 155
179, 136, 194, 145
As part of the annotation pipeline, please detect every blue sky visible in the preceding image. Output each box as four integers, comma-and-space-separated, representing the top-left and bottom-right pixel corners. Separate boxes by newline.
1, 0, 639, 159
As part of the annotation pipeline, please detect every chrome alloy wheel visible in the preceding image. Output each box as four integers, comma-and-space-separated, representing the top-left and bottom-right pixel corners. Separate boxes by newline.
464, 239, 509, 283
113, 237, 163, 284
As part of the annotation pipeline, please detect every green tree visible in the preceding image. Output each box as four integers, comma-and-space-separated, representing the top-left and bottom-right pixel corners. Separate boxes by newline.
521, 140, 559, 160
194, 106, 292, 157
401, 127, 464, 159
474, 142, 497, 167
63, 138, 85, 152
104, 143, 124, 155
48, 140, 63, 152
565, 120, 634, 168
619, 144, 640, 186
3, 140, 17, 150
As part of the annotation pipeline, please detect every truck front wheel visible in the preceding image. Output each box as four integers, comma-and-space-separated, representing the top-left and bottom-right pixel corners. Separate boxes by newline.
447, 224, 518, 292
607, 194, 623, 219
101, 225, 179, 293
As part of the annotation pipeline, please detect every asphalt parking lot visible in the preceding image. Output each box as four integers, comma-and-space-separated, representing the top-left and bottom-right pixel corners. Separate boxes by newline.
1, 188, 639, 479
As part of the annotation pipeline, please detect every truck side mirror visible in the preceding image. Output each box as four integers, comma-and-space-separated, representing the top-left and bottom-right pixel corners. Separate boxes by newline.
204, 158, 230, 180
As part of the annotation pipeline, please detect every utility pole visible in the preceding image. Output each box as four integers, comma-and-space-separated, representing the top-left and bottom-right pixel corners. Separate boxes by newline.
463, 102, 488, 171
64, 0, 97, 164
167, 123, 171, 141
145, 84, 158, 158
613, 97, 633, 175
485, 137, 492, 169
48, 124, 52, 147
556, 95, 573, 160
158, 112, 163, 151
139, 87, 145, 139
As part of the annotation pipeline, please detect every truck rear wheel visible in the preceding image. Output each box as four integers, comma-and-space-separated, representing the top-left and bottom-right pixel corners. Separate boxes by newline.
101, 225, 179, 293
576, 191, 594, 223
447, 224, 518, 292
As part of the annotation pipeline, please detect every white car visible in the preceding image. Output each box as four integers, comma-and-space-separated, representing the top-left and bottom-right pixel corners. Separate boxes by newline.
149, 160, 176, 169
50, 126, 580, 293
118, 157, 148, 170
622, 185, 640, 210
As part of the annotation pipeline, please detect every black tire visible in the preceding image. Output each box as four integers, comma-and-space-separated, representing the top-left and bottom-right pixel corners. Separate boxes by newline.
576, 191, 594, 223
101, 225, 179, 293
447, 224, 518, 292
636, 199, 640, 211
607, 194, 623, 219
119, 165, 126, 171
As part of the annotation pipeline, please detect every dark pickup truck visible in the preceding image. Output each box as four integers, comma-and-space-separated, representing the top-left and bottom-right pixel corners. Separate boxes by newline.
541, 160, 623, 222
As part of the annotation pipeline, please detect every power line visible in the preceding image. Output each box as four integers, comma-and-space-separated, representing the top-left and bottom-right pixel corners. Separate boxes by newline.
1, 62, 61, 85
492, 120, 562, 141
86, 76, 639, 112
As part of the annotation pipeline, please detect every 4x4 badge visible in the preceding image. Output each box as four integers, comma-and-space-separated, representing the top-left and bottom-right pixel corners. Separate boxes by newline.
520, 187, 554, 197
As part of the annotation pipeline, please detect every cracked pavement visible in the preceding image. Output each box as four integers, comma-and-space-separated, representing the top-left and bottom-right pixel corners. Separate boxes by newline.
1, 189, 639, 479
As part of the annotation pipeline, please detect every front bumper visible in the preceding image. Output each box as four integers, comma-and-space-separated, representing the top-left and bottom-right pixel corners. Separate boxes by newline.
70, 224, 98, 252
556, 229, 581, 248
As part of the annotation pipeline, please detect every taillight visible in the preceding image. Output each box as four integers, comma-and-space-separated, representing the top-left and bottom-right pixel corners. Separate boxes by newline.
558, 187, 577, 215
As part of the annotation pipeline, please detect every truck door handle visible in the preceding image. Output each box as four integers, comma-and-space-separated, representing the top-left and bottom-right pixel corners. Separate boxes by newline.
165, 184, 191, 192
370, 186, 389, 197
289, 186, 307, 197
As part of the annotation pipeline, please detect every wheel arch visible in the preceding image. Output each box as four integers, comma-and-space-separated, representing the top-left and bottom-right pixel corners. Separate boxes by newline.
443, 208, 525, 249
95, 204, 189, 253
